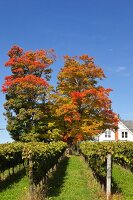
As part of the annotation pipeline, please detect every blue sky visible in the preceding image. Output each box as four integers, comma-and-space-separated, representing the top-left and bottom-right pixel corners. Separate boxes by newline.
0, 0, 133, 143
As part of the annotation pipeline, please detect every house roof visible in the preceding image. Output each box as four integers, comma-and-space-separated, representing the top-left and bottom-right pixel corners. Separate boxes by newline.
121, 120, 133, 132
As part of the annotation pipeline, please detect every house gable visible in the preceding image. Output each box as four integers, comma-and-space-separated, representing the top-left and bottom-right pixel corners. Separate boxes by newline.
118, 121, 133, 141
97, 120, 133, 142
97, 129, 115, 142
120, 120, 133, 134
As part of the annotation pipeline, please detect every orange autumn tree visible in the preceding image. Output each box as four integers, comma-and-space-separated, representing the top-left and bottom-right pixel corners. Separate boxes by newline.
55, 55, 118, 142
2, 45, 56, 141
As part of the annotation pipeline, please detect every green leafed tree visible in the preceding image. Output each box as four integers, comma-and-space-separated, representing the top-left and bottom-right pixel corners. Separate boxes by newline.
2, 45, 56, 141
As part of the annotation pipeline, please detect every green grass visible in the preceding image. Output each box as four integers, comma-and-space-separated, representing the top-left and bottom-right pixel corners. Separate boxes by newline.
47, 155, 105, 200
0, 174, 28, 200
112, 164, 133, 200
3, 157, 133, 200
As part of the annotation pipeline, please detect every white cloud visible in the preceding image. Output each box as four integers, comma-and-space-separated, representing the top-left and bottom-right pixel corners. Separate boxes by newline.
114, 66, 132, 77
116, 66, 126, 73
122, 73, 131, 77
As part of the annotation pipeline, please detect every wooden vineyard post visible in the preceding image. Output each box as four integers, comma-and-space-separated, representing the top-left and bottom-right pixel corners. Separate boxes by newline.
29, 154, 34, 200
106, 154, 112, 200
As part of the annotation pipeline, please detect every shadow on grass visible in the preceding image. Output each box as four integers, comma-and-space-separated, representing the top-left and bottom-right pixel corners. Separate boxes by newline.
111, 177, 122, 195
0, 168, 26, 192
47, 156, 69, 198
90, 169, 122, 196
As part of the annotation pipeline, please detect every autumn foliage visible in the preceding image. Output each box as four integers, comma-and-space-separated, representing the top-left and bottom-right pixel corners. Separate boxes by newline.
55, 55, 118, 142
2, 47, 118, 142
2, 46, 55, 93
2, 45, 56, 140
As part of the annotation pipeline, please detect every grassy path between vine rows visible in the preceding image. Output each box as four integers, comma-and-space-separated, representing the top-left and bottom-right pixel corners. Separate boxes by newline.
0, 174, 28, 200
112, 164, 133, 200
2, 157, 132, 200
46, 155, 105, 200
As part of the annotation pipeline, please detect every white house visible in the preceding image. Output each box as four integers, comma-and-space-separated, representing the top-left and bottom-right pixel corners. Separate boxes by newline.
96, 120, 133, 142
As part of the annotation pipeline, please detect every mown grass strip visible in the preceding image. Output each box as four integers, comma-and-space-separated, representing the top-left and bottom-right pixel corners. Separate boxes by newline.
0, 175, 28, 200
112, 164, 133, 200
47, 155, 105, 200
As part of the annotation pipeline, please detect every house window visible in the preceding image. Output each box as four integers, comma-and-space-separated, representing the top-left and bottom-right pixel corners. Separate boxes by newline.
122, 132, 128, 138
105, 130, 111, 138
